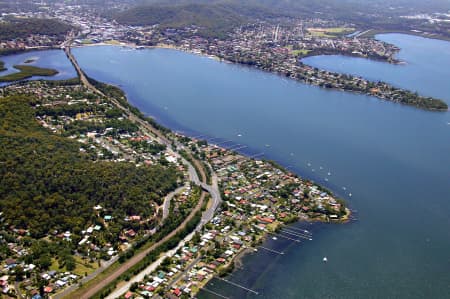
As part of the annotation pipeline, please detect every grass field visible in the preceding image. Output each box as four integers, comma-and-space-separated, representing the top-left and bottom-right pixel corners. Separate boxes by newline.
105, 40, 122, 45
49, 256, 100, 277
308, 27, 355, 38
0, 64, 58, 82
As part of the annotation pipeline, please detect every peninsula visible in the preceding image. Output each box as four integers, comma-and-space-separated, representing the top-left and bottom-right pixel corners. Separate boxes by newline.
1, 1, 449, 299
0, 1, 447, 110
0, 44, 350, 298
0, 65, 58, 82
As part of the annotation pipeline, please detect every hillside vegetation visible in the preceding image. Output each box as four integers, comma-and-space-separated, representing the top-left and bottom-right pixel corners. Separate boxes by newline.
0, 17, 72, 40
112, 2, 283, 37
113, 0, 450, 39
0, 95, 179, 238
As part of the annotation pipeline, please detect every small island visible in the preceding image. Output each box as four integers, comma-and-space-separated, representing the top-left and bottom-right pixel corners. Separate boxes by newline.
0, 64, 58, 82
24, 58, 37, 64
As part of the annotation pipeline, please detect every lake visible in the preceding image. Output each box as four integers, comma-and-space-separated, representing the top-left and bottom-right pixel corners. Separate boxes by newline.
6, 33, 447, 298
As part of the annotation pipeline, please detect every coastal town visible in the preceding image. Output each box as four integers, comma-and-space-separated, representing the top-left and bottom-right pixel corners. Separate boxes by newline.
0, 71, 349, 298
105, 142, 349, 299
0, 1, 449, 299
0, 2, 447, 110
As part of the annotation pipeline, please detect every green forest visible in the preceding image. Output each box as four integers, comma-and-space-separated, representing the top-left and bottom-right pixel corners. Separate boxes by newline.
0, 17, 72, 40
112, 2, 280, 38
112, 0, 450, 39
0, 95, 180, 238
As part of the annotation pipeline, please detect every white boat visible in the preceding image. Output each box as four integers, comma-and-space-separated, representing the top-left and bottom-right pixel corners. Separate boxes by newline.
323, 257, 328, 262
272, 236, 278, 240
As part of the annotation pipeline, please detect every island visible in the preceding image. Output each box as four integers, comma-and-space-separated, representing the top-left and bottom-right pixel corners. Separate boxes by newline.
0, 60, 5, 72
0, 65, 58, 82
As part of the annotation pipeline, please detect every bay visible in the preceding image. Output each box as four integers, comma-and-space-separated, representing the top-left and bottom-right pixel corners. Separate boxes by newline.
69, 35, 450, 298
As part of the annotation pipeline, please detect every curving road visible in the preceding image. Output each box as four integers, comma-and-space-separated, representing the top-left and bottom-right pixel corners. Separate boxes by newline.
60, 43, 222, 299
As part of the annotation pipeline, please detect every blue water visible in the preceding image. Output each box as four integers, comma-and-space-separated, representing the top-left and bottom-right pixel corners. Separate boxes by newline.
303, 33, 450, 100
0, 49, 76, 86
69, 35, 450, 298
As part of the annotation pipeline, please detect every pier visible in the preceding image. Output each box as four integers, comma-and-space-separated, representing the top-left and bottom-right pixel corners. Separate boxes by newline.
281, 229, 313, 240
213, 277, 259, 295
258, 245, 285, 255
201, 288, 230, 299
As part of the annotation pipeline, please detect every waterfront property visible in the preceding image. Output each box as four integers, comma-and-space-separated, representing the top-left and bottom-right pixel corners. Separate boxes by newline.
72, 35, 450, 298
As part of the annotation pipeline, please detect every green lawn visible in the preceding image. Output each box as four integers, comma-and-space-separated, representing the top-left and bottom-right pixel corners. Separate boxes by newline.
0, 64, 58, 82
50, 256, 99, 276
308, 27, 355, 38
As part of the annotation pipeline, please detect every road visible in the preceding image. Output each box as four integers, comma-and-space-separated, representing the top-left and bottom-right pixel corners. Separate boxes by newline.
162, 185, 187, 221
61, 42, 222, 299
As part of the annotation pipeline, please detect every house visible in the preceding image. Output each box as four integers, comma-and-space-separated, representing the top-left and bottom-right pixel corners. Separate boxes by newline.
124, 291, 133, 299
5, 259, 16, 268
173, 288, 182, 297
126, 229, 136, 237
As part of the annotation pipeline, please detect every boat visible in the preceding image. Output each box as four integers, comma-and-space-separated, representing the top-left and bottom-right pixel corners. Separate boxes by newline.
272, 236, 278, 240
323, 257, 328, 262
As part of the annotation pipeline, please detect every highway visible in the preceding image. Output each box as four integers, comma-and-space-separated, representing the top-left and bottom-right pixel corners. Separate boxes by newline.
59, 42, 223, 299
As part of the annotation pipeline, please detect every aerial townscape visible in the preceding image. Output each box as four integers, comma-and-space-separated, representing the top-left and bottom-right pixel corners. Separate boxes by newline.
0, 1, 449, 299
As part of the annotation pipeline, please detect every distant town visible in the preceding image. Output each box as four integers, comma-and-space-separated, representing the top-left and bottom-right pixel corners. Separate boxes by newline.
0, 2, 448, 110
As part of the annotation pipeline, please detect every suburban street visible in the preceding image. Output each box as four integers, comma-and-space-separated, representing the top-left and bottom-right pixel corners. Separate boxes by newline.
59, 43, 222, 299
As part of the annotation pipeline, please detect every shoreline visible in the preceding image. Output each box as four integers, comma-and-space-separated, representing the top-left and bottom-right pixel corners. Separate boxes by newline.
361, 29, 450, 43
2, 35, 448, 111
71, 40, 447, 112
1, 65, 353, 299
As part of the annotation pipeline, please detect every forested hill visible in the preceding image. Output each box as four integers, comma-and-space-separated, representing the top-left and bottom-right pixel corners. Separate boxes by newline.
0, 95, 178, 238
0, 17, 73, 40
112, 0, 450, 39
112, 2, 283, 37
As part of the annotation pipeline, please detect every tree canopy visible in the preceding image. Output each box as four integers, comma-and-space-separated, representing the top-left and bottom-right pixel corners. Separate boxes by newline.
0, 95, 179, 238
